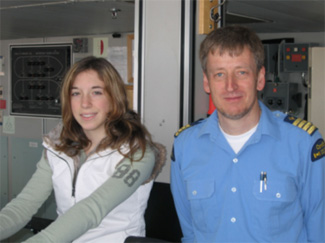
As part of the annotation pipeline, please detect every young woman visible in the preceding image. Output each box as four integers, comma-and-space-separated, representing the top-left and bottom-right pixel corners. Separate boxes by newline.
0, 56, 165, 242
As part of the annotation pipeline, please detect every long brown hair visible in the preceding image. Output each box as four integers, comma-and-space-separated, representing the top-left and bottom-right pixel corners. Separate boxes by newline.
56, 56, 153, 160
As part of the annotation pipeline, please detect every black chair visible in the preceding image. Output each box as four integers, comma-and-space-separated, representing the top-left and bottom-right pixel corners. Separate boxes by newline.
125, 182, 183, 243
25, 216, 53, 234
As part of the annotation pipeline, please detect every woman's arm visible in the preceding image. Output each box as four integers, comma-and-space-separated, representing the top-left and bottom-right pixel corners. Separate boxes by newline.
0, 151, 53, 240
24, 145, 156, 243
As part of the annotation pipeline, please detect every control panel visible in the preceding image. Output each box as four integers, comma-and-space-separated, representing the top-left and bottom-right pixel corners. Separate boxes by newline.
10, 44, 72, 117
261, 82, 300, 114
282, 43, 310, 72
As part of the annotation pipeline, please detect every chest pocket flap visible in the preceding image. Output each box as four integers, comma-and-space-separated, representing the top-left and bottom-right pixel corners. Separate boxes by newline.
186, 179, 215, 200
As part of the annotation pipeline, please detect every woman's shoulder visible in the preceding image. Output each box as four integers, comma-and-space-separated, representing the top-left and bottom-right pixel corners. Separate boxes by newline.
43, 122, 63, 147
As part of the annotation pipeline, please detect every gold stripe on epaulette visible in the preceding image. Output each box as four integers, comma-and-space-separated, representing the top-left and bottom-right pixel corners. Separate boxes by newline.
307, 125, 316, 135
284, 115, 318, 136
298, 120, 307, 128
293, 118, 302, 126
175, 124, 191, 137
302, 122, 312, 131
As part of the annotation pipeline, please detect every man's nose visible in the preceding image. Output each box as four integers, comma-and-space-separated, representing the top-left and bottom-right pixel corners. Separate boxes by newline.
225, 74, 238, 92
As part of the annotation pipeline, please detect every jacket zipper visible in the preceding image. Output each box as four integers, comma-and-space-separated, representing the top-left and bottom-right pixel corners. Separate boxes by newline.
46, 149, 75, 197
47, 148, 118, 197
72, 150, 118, 197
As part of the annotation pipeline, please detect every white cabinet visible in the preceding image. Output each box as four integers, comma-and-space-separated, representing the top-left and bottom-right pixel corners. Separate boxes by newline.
308, 47, 325, 136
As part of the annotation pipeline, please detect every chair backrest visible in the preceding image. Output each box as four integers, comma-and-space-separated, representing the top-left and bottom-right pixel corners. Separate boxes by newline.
144, 182, 183, 242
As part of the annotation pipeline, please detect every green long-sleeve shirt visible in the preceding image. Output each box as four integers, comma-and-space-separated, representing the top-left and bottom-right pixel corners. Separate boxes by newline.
0, 147, 155, 242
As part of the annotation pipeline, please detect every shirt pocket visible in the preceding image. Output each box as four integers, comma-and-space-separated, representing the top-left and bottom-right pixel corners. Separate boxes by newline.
187, 179, 220, 233
251, 178, 298, 235
253, 179, 297, 202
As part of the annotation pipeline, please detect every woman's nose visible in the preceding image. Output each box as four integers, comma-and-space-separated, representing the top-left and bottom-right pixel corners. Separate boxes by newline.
81, 95, 91, 108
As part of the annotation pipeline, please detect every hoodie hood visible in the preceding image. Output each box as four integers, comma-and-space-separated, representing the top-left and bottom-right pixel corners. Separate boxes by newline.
43, 122, 167, 182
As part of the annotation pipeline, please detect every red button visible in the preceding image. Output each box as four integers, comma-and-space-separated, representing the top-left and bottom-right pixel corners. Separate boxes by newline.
291, 54, 302, 62
0, 100, 6, 109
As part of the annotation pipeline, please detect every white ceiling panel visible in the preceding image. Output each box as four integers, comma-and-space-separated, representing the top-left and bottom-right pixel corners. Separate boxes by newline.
0, 0, 324, 40
226, 0, 325, 33
0, 0, 135, 40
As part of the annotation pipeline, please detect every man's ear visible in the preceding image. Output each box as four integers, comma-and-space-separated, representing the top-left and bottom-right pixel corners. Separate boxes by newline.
256, 66, 266, 91
203, 73, 211, 94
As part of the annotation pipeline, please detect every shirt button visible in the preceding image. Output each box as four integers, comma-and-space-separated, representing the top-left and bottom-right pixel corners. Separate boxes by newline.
233, 158, 238, 163
276, 192, 281, 198
230, 217, 236, 223
231, 187, 237, 193
192, 190, 197, 196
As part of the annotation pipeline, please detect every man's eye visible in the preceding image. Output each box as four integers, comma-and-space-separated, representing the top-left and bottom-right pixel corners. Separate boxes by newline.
214, 73, 223, 78
238, 71, 247, 75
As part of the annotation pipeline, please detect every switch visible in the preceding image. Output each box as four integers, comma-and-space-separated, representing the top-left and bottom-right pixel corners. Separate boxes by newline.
0, 56, 4, 76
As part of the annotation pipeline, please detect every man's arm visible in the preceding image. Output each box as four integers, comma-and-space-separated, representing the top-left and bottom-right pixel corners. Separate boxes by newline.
301, 133, 325, 242
24, 146, 155, 243
170, 143, 195, 242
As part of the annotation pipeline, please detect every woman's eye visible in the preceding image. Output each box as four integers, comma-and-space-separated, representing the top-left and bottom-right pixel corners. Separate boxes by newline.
71, 91, 79, 96
93, 90, 103, 95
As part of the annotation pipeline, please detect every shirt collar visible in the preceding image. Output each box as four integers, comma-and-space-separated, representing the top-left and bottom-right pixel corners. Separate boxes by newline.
258, 101, 281, 140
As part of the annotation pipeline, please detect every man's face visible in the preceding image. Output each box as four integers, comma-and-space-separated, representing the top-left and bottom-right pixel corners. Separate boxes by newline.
203, 47, 265, 121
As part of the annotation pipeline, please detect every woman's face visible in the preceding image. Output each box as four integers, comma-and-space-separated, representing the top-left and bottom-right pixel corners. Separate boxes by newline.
70, 70, 110, 140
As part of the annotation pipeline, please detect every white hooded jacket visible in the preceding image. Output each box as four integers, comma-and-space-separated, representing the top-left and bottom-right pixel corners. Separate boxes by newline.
40, 123, 166, 242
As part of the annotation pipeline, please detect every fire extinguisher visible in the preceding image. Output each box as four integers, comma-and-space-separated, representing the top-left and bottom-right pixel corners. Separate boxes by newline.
207, 94, 216, 117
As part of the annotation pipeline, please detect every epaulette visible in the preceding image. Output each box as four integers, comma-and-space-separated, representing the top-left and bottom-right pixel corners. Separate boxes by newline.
174, 119, 204, 137
284, 115, 318, 136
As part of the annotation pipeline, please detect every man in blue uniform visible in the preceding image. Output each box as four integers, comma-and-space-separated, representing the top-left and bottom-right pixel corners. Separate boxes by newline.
170, 25, 324, 242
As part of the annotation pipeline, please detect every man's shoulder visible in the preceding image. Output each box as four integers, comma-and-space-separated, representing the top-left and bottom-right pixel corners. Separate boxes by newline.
273, 112, 319, 137
283, 115, 318, 136
271, 112, 324, 162
171, 118, 207, 162
174, 118, 206, 138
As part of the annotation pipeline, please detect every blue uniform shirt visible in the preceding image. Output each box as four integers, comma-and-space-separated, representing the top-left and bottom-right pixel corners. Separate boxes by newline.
171, 102, 325, 242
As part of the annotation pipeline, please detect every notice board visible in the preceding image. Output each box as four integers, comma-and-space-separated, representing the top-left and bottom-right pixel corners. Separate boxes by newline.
10, 44, 72, 117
